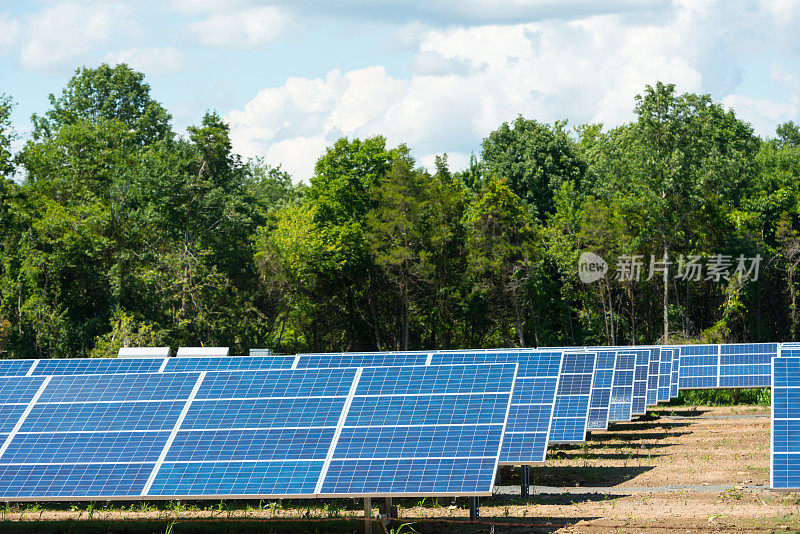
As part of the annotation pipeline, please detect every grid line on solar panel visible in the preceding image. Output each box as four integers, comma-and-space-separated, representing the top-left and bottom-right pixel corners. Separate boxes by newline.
0, 377, 48, 404
658, 349, 671, 402
0, 463, 155, 499
670, 348, 679, 398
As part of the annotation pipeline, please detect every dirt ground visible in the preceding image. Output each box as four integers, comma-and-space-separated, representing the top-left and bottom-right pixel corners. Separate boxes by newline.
2, 405, 799, 533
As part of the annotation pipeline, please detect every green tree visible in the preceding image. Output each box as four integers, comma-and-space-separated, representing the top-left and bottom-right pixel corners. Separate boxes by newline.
480, 117, 586, 219
0, 94, 16, 177
466, 177, 536, 346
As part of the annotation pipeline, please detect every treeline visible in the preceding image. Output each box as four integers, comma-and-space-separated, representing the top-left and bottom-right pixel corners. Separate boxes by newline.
1, 64, 800, 358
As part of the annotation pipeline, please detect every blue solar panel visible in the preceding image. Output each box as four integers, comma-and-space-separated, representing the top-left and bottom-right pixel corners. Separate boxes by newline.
428, 351, 562, 465
670, 348, 679, 397
658, 348, 672, 402
631, 350, 650, 415
719, 343, 778, 388
164, 356, 295, 373
549, 352, 595, 444
646, 348, 660, 406
679, 344, 719, 389
0, 362, 514, 500
317, 363, 515, 496
587, 351, 617, 430
298, 353, 427, 368
608, 352, 636, 422
22, 401, 185, 432
33, 358, 164, 376
772, 357, 800, 488
0, 360, 34, 377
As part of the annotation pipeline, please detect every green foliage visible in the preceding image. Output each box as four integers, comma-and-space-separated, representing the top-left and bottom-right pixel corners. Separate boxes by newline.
2, 66, 800, 359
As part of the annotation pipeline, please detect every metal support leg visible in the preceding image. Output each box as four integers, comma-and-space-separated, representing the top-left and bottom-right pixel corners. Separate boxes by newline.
469, 497, 479, 521
521, 465, 529, 499
364, 497, 372, 534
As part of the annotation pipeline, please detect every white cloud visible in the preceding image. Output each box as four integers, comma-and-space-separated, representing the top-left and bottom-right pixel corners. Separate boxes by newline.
225, 3, 719, 179
105, 47, 187, 76
188, 6, 288, 48
21, 2, 132, 70
0, 13, 20, 53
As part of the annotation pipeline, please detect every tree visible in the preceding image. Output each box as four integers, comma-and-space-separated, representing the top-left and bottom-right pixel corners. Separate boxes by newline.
481, 117, 586, 219
776, 121, 800, 149
31, 63, 171, 145
595, 82, 760, 342
0, 94, 16, 177
466, 177, 537, 347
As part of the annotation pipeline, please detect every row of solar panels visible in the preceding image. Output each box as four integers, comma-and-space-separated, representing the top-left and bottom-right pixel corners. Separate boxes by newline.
0, 342, 786, 500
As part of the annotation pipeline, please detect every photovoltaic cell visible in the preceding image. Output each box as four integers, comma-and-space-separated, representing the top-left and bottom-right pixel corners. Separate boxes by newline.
0, 360, 34, 377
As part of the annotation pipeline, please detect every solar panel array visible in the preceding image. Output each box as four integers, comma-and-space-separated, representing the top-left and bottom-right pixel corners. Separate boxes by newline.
0, 340, 790, 498
0, 364, 515, 499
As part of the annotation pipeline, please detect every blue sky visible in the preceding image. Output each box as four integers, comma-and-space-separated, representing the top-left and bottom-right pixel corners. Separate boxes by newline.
1, 0, 799, 180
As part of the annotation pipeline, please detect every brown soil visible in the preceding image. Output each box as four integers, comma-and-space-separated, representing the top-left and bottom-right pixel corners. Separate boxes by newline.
2, 406, 799, 533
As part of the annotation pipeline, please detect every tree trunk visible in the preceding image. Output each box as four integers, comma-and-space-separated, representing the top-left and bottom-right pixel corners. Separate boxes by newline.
512, 290, 525, 348
662, 242, 669, 343
367, 275, 382, 351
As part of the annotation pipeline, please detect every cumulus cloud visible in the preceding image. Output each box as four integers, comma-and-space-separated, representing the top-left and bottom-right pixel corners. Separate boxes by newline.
0, 13, 20, 53
105, 47, 187, 75
188, 6, 288, 48
21, 2, 132, 70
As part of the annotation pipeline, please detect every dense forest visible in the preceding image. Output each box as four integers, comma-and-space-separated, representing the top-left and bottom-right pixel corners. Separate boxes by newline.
1, 64, 800, 358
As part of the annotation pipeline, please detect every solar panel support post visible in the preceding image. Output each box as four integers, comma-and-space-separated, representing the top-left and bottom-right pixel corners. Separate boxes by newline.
520, 465, 529, 499
364, 497, 373, 534
383, 497, 396, 519
469, 497, 479, 520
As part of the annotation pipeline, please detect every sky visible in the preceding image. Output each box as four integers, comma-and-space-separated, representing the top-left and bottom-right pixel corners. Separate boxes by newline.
1, 0, 800, 181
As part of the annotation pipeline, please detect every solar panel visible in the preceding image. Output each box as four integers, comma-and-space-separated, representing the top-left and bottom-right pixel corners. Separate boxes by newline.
658, 348, 672, 402
298, 353, 427, 368
316, 363, 515, 496
32, 358, 165, 376
631, 350, 649, 415
586, 351, 617, 431
428, 351, 562, 465
719, 343, 777, 388
164, 356, 295, 373
608, 351, 636, 423
0, 363, 514, 500
548, 352, 596, 444
0, 360, 35, 377
772, 357, 800, 489
679, 344, 718, 388
670, 347, 680, 398
645, 348, 660, 406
